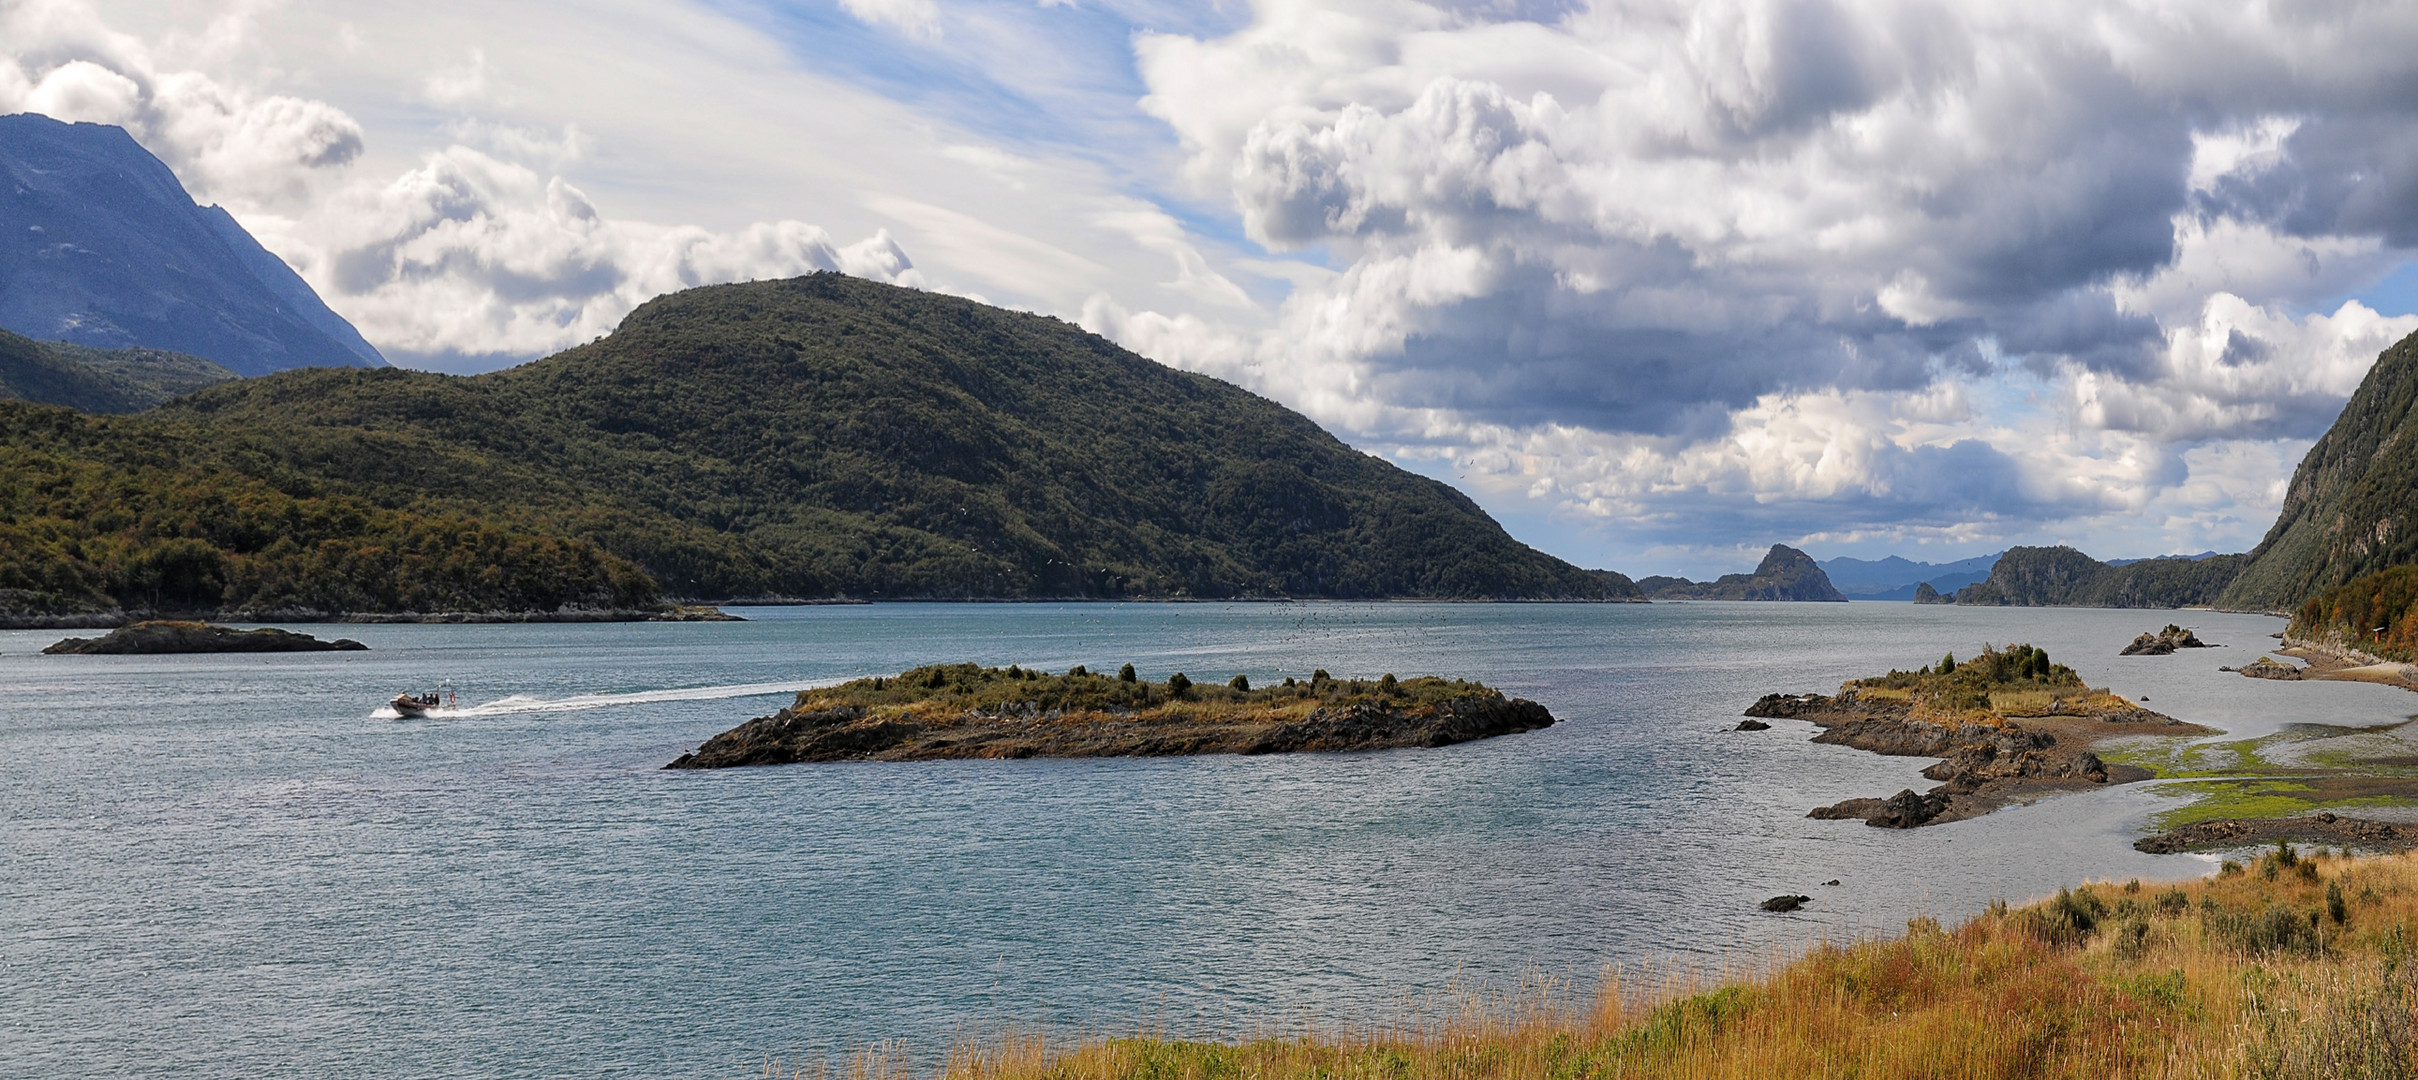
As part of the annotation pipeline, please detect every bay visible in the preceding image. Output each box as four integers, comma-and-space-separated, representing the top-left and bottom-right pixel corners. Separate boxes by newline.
4, 601, 2410, 1078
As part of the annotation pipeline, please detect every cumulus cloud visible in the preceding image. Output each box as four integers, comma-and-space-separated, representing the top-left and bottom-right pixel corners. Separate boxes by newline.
308, 148, 922, 358
1109, 0, 2418, 566
0, 0, 924, 365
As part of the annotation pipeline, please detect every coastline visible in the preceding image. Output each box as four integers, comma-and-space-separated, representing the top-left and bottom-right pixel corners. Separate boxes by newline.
916, 849, 2418, 1080
0, 604, 741, 629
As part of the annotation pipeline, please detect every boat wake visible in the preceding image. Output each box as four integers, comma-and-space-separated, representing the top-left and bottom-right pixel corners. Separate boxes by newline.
371, 679, 832, 720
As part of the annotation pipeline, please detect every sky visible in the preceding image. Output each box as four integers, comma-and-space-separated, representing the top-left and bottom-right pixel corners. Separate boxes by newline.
4, 0, 2418, 579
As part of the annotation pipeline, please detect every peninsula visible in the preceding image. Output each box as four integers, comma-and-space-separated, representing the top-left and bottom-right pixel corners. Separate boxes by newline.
1746, 643, 2207, 827
667, 664, 1552, 767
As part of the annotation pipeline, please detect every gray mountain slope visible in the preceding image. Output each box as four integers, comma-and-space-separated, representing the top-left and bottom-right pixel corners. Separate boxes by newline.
0, 113, 383, 375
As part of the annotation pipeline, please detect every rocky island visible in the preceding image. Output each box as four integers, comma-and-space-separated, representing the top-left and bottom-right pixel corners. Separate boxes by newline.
668, 664, 1553, 768
1746, 643, 2208, 827
2119, 624, 2213, 655
43, 620, 367, 654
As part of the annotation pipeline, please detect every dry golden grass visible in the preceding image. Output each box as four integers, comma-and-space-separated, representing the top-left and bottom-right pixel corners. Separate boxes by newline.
815, 848, 2418, 1080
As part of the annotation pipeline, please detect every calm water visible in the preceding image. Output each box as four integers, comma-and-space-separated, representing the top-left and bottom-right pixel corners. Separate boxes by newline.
6, 602, 2414, 1077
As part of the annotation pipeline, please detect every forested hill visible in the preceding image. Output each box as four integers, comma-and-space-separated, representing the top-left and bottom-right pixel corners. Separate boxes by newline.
142, 274, 1635, 602
0, 327, 238, 413
1952, 546, 2245, 608
2220, 329, 2418, 614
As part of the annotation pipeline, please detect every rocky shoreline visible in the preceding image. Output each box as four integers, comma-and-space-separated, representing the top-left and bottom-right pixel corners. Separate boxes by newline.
2134, 812, 2418, 854
1746, 689, 2205, 828
669, 690, 1553, 767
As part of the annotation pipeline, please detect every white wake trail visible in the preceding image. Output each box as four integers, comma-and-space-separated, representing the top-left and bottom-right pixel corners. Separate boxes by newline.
372, 679, 840, 720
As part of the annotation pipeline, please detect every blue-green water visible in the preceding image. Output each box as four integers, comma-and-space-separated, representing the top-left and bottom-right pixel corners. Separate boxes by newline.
4, 602, 2409, 1077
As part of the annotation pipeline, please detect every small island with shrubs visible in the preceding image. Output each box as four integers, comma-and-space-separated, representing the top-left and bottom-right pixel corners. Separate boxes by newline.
667, 664, 1553, 768
1746, 643, 2208, 827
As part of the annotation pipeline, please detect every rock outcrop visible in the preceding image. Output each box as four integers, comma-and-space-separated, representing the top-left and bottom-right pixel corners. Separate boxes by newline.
43, 620, 366, 654
2121, 625, 2212, 655
2225, 656, 2305, 680
1912, 582, 1949, 604
1754, 687, 2187, 828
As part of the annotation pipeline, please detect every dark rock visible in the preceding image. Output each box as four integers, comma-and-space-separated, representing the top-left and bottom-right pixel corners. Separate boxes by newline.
1912, 581, 1949, 604
1734, 718, 1771, 731
1745, 692, 1832, 719
1761, 894, 1812, 913
1808, 798, 1887, 820
2121, 625, 2211, 656
2230, 657, 2304, 680
1869, 788, 1952, 828
42, 620, 367, 654
1822, 879, 1841, 886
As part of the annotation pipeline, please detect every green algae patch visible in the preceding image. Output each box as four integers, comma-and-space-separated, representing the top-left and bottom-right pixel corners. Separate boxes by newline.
2147, 776, 2418, 832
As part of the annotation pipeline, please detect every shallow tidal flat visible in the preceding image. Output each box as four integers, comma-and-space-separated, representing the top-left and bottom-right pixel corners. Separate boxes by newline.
9, 602, 2418, 1077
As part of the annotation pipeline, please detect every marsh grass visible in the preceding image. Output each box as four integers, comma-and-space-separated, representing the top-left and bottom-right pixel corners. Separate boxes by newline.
831, 850, 2418, 1080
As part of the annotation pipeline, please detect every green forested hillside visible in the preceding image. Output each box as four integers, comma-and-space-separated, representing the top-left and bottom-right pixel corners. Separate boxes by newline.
0, 328, 238, 413
1952, 546, 2246, 608
2221, 330, 2418, 614
1636, 544, 1845, 600
0, 402, 657, 621
5, 274, 1633, 610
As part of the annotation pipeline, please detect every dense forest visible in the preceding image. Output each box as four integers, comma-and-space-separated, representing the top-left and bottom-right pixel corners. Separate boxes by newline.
1952, 546, 2247, 609
0, 402, 657, 621
0, 274, 1637, 620
2294, 566, 2418, 662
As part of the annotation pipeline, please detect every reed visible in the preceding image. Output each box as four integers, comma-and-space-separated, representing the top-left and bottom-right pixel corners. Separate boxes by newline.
905, 846, 2418, 1080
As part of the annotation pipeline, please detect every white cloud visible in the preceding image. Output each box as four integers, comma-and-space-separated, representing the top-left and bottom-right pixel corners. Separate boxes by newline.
422, 48, 488, 106
0, 0, 936, 363
12, 0, 2418, 573
838, 0, 940, 38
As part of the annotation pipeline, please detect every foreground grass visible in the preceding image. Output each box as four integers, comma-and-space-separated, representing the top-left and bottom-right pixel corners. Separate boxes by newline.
898, 849, 2418, 1080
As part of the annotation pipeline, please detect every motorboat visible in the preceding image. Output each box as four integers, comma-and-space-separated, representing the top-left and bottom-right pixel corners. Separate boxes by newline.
391, 682, 456, 717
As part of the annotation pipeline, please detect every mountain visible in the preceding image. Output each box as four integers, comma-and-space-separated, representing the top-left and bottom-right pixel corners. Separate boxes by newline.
1816, 552, 2000, 600
0, 326, 236, 413
1953, 546, 2246, 608
1638, 544, 1845, 601
0, 114, 384, 375
2220, 329, 2418, 614
2, 273, 1640, 616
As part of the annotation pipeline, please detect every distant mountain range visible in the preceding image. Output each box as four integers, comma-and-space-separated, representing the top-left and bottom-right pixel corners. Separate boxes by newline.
0, 274, 1644, 621
0, 113, 384, 375
1815, 553, 2001, 601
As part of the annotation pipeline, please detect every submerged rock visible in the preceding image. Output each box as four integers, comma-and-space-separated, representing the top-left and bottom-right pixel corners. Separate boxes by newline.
1734, 719, 1771, 731
1761, 894, 1811, 912
43, 620, 367, 654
